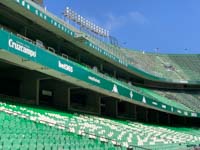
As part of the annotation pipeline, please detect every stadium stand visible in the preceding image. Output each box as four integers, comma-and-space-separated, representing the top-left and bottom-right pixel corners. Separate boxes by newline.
151, 90, 200, 112
0, 112, 119, 150
0, 98, 200, 150
0, 0, 200, 149
0, 0, 198, 115
124, 49, 200, 81
139, 88, 192, 111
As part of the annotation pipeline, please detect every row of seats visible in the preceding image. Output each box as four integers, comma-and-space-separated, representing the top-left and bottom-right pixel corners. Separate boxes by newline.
0, 99, 200, 150
169, 55, 200, 80
124, 48, 200, 81
0, 111, 120, 150
152, 90, 200, 112
139, 88, 192, 111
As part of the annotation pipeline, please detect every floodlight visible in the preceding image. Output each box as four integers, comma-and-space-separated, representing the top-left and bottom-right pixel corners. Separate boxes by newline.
77, 15, 81, 24
91, 23, 95, 31
85, 20, 89, 29
64, 6, 110, 37
71, 11, 75, 21
82, 18, 86, 26
95, 26, 99, 34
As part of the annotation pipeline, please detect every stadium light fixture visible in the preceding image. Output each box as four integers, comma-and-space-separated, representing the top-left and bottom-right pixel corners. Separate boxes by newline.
63, 6, 109, 37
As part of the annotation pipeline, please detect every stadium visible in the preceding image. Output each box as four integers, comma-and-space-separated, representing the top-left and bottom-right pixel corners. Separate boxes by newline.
0, 0, 200, 149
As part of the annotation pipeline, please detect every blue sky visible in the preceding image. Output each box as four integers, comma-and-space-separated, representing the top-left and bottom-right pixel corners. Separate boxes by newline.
44, 0, 200, 54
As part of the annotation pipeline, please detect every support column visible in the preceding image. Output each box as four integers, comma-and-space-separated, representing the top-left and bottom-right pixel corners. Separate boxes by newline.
168, 114, 171, 125
98, 96, 101, 115
114, 70, 117, 78
146, 109, 149, 122
157, 112, 160, 124
35, 77, 51, 106
57, 40, 62, 53
183, 117, 187, 126
100, 64, 103, 72
115, 100, 118, 117
77, 54, 81, 62
24, 27, 27, 36
67, 87, 71, 110
135, 105, 137, 120
36, 79, 40, 105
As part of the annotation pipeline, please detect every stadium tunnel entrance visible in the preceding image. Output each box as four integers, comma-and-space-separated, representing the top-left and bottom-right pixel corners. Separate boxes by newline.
0, 59, 46, 104
39, 78, 74, 110
0, 58, 76, 110
69, 87, 101, 115
117, 101, 137, 121
100, 96, 118, 117
117, 101, 171, 125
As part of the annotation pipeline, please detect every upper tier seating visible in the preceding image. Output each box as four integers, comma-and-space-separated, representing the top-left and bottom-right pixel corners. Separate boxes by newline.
151, 90, 200, 112
124, 49, 200, 81
0, 98, 200, 150
139, 87, 192, 111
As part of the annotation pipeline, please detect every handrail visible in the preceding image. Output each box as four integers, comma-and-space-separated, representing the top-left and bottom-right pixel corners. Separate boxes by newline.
0, 94, 34, 103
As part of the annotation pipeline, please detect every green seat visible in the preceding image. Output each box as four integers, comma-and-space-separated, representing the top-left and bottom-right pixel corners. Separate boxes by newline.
20, 145, 29, 150
36, 144, 44, 150
1, 100, 200, 150
44, 145, 52, 150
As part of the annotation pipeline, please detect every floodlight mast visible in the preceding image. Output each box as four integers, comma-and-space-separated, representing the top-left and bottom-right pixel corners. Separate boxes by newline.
63, 6, 109, 38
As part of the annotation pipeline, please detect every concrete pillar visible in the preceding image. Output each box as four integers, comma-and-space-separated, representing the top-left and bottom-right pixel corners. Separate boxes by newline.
168, 114, 171, 125
146, 109, 149, 122
114, 70, 117, 78
77, 54, 81, 62
115, 100, 118, 117
67, 87, 71, 110
36, 79, 40, 105
134, 105, 137, 120
98, 96, 101, 115
100, 64, 103, 71
157, 112, 160, 124
24, 27, 27, 37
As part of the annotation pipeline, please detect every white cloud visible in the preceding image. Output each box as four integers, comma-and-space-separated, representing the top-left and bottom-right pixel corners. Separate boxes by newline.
105, 13, 127, 30
105, 11, 148, 31
129, 11, 148, 24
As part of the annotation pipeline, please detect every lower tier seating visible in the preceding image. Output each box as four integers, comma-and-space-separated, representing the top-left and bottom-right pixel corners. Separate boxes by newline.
0, 112, 121, 150
0, 99, 200, 150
